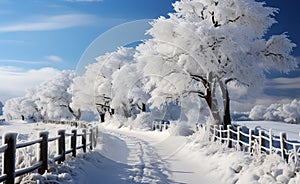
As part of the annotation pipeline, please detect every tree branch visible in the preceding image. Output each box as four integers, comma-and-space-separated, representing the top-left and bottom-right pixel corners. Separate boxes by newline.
224, 78, 250, 87
190, 74, 209, 88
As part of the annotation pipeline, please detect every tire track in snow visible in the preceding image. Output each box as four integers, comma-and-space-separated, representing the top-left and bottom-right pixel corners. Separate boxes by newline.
103, 129, 175, 184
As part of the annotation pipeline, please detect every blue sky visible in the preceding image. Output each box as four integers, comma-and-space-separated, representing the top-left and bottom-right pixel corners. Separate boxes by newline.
0, 0, 176, 71
0, 0, 299, 111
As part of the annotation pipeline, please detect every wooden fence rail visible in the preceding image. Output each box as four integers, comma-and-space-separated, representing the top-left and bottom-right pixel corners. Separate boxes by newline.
207, 124, 300, 164
0, 126, 98, 184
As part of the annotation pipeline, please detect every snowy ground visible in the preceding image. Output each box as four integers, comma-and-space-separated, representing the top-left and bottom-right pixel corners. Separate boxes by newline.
1, 120, 300, 183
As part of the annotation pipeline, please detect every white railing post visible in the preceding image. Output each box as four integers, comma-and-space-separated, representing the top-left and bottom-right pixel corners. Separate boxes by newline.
280, 132, 288, 162
269, 129, 273, 154
259, 130, 265, 153
227, 125, 232, 148
237, 126, 241, 149
213, 125, 218, 141
219, 125, 223, 143
248, 128, 253, 153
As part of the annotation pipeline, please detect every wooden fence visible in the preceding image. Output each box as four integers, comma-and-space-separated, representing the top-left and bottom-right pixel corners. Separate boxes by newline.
0, 126, 98, 184
152, 121, 170, 131
206, 124, 300, 164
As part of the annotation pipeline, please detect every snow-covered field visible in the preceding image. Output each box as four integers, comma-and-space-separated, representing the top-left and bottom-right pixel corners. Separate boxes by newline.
1, 120, 300, 183
235, 121, 300, 140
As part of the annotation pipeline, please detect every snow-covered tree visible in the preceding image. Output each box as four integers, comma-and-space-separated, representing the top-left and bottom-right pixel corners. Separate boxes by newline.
136, 0, 297, 126
249, 99, 300, 123
71, 47, 135, 122
29, 70, 78, 121
3, 97, 40, 121
111, 61, 150, 118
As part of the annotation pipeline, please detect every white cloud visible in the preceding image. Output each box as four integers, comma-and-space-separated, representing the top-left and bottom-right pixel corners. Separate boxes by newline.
45, 55, 63, 63
0, 67, 60, 102
229, 76, 300, 112
0, 14, 96, 32
266, 77, 300, 90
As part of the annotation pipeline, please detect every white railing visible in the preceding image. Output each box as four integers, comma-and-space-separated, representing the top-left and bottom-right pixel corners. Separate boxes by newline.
206, 124, 300, 164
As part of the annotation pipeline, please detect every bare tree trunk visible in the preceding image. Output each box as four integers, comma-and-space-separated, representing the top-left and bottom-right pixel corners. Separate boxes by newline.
219, 81, 231, 127
68, 105, 81, 121
190, 72, 223, 125
142, 103, 146, 112
100, 114, 105, 122
206, 72, 222, 125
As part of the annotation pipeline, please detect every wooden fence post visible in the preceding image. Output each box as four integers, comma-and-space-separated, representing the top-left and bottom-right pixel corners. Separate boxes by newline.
227, 125, 232, 148
89, 129, 93, 150
280, 132, 288, 162
82, 129, 87, 153
152, 122, 155, 131
38, 131, 49, 174
71, 129, 77, 157
164, 122, 168, 130
3, 133, 17, 184
58, 130, 66, 164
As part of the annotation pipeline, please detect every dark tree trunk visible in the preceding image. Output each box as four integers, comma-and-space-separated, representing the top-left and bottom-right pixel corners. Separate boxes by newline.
100, 114, 105, 123
223, 88, 231, 128
205, 88, 212, 109
68, 105, 81, 121
142, 103, 146, 112
110, 108, 115, 115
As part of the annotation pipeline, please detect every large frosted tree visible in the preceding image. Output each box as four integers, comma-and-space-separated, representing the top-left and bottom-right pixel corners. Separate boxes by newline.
3, 97, 40, 121
136, 0, 297, 125
3, 71, 77, 121
111, 61, 150, 118
71, 47, 135, 122
29, 70, 79, 121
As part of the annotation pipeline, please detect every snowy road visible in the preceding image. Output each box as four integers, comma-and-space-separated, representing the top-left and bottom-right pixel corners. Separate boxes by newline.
1, 121, 299, 183
73, 125, 223, 184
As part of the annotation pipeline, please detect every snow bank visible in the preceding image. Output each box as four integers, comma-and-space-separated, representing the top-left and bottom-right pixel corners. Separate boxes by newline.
167, 121, 194, 136
103, 113, 154, 131
183, 127, 300, 184
249, 99, 300, 123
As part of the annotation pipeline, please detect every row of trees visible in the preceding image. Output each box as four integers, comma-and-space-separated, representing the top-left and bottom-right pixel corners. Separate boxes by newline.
3, 71, 80, 121
3, 0, 297, 126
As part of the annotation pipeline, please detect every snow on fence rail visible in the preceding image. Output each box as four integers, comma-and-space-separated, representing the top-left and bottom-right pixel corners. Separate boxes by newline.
206, 124, 300, 164
0, 123, 98, 184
